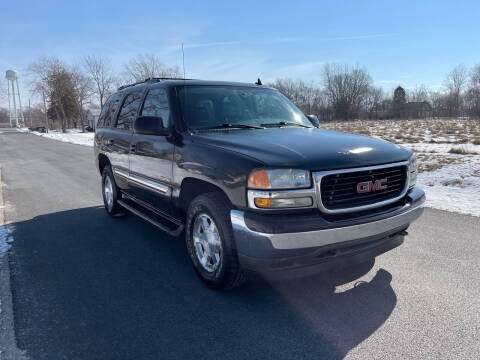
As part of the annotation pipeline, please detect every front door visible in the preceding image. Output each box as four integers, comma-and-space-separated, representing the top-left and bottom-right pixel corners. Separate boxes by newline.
128, 87, 174, 215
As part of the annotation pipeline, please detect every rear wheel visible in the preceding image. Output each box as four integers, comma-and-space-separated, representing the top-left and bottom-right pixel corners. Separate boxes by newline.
186, 192, 246, 290
102, 166, 123, 216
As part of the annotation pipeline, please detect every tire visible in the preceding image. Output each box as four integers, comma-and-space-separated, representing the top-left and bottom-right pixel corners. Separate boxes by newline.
185, 192, 246, 290
101, 165, 123, 216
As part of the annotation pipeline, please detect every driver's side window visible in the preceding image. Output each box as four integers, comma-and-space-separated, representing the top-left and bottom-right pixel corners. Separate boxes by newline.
141, 88, 170, 128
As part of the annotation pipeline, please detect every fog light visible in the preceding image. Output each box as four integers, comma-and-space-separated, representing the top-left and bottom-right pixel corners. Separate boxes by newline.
254, 197, 313, 208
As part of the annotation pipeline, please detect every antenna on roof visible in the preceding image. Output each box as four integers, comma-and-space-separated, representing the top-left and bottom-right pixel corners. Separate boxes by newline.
182, 43, 186, 79
255, 78, 262, 86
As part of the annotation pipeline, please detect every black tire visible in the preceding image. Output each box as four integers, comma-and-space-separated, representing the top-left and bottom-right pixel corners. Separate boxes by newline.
101, 165, 123, 216
185, 192, 246, 290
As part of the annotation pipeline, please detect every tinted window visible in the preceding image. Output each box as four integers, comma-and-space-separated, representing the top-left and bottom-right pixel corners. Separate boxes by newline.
116, 90, 143, 130
98, 93, 123, 128
178, 86, 311, 129
141, 88, 170, 127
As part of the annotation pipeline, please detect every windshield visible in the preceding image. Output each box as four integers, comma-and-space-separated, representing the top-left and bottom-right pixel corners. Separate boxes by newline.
178, 85, 312, 130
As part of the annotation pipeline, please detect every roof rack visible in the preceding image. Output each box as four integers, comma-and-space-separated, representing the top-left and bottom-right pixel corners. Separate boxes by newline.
117, 77, 194, 91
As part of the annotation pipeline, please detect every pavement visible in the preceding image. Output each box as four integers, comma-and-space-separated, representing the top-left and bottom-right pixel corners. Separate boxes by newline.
0, 129, 479, 360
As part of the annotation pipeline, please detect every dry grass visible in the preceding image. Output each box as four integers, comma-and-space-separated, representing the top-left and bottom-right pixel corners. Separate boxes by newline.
419, 163, 443, 173
449, 146, 480, 155
442, 179, 464, 187
321, 118, 480, 146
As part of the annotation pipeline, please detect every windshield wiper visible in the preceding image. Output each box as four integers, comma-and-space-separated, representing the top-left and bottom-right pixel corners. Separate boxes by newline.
196, 123, 265, 130
260, 121, 312, 128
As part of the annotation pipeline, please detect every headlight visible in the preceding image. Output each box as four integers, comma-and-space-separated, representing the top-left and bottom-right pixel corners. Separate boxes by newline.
248, 169, 311, 189
408, 153, 418, 188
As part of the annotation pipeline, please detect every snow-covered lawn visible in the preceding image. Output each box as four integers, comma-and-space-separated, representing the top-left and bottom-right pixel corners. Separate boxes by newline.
27, 128, 95, 147
322, 118, 480, 217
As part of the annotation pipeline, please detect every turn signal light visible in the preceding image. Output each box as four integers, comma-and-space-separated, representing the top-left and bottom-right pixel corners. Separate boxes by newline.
254, 198, 272, 208
254, 197, 313, 209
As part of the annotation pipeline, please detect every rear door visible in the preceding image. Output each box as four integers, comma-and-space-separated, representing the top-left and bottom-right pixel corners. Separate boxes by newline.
95, 93, 129, 187
128, 86, 174, 215
109, 88, 145, 186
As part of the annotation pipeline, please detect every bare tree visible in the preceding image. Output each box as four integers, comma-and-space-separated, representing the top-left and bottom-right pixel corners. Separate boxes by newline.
269, 78, 331, 120
122, 54, 181, 83
444, 64, 468, 117
0, 107, 8, 124
82, 55, 115, 108
409, 85, 429, 103
28, 57, 76, 132
465, 65, 480, 119
322, 63, 372, 120
363, 86, 384, 119
0, 78, 7, 103
71, 68, 93, 131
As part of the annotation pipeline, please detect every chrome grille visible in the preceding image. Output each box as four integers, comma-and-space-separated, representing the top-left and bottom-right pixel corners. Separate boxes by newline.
314, 162, 408, 213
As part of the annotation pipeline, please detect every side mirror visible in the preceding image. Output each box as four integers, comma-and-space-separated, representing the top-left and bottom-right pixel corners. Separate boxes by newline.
134, 116, 170, 136
306, 115, 320, 128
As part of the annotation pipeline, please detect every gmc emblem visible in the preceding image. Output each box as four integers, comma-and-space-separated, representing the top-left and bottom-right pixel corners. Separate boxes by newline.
357, 178, 388, 194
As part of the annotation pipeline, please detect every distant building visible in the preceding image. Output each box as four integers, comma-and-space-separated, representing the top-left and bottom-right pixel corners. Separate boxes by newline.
86, 109, 101, 130
406, 101, 433, 119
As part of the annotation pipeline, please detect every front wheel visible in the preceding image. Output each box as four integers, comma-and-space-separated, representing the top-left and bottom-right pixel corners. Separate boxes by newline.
185, 192, 246, 290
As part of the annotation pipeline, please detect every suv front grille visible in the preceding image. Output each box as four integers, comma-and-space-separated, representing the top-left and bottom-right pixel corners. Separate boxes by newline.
318, 165, 408, 211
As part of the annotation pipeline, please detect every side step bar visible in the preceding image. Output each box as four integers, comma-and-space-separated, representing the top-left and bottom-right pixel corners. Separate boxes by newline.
118, 199, 184, 237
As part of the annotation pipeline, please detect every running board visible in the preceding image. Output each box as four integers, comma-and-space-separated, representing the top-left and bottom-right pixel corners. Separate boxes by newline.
118, 199, 184, 237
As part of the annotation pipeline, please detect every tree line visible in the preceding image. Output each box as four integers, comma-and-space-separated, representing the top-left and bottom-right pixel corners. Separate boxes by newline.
1, 55, 479, 131
270, 63, 480, 121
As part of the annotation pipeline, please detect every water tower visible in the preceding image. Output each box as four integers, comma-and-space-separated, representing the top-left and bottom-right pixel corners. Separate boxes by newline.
5, 69, 25, 127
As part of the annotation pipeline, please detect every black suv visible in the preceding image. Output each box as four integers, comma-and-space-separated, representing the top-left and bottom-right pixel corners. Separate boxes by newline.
94, 78, 424, 289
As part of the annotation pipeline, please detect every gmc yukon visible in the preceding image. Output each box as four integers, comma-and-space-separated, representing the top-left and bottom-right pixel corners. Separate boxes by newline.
94, 78, 425, 289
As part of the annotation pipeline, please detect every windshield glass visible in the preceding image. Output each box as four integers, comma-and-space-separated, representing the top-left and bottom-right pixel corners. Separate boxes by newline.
178, 86, 312, 130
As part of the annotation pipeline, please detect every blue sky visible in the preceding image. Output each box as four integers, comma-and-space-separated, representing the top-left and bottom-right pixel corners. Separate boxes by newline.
1, 0, 480, 105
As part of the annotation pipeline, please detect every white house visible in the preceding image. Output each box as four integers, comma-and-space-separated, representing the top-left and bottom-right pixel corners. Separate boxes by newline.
86, 109, 101, 130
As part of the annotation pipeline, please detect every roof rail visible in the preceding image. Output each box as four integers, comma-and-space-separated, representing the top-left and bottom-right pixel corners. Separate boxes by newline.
117, 77, 194, 91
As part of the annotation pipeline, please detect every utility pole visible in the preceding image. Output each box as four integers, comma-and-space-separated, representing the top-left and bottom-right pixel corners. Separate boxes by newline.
28, 98, 32, 127
42, 91, 49, 133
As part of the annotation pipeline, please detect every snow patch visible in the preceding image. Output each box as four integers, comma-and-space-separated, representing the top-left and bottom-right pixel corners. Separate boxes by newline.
417, 158, 480, 217
32, 129, 95, 147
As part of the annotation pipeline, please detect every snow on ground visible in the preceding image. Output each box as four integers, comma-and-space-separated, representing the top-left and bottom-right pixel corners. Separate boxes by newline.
322, 119, 480, 217
27, 128, 95, 147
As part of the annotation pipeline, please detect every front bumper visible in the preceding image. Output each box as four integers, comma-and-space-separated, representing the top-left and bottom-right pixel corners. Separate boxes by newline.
231, 187, 425, 273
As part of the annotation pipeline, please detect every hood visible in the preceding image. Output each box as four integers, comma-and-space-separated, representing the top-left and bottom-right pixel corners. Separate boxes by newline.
190, 128, 412, 170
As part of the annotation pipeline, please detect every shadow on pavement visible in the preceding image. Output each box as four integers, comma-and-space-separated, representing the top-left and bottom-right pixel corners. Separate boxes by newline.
9, 206, 397, 360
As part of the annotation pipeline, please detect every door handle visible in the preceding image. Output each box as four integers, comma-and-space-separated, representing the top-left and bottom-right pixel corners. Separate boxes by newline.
130, 144, 136, 153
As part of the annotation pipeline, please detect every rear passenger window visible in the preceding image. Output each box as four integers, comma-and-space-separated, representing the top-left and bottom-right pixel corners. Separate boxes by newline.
116, 90, 143, 130
98, 93, 123, 128
141, 88, 170, 128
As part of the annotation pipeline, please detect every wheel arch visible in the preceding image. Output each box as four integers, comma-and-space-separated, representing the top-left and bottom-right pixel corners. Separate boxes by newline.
178, 177, 232, 217
98, 153, 111, 174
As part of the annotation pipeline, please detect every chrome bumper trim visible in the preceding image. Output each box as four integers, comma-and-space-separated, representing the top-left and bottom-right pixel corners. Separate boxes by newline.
231, 199, 424, 250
